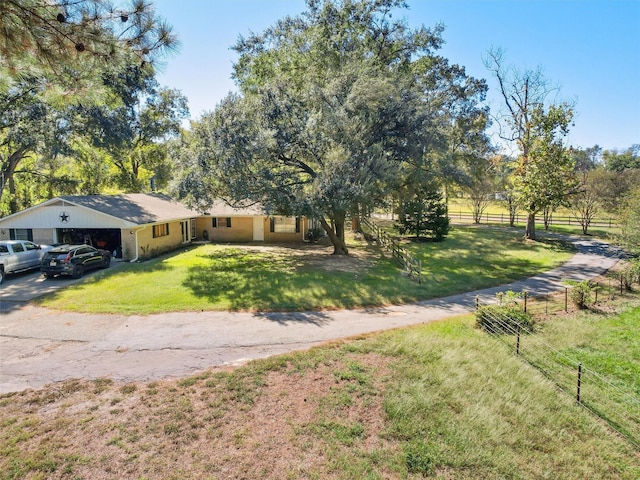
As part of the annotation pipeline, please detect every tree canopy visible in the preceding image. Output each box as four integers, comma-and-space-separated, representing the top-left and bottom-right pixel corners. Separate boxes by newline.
175, 0, 487, 254
1, 0, 177, 81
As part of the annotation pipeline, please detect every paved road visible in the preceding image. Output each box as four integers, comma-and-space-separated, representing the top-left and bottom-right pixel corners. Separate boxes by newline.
0, 237, 621, 394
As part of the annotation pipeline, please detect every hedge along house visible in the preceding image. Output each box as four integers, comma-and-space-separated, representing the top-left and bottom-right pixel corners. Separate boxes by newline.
0, 193, 199, 261
197, 200, 310, 244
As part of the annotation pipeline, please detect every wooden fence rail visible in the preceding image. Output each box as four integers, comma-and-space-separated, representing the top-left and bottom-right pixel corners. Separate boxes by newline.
361, 217, 422, 283
451, 212, 619, 229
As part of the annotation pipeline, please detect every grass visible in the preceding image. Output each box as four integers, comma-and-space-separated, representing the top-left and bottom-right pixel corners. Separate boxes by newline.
535, 300, 640, 395
2, 295, 639, 479
36, 225, 575, 314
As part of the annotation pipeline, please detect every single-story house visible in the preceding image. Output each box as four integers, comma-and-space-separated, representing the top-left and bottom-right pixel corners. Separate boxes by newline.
197, 200, 310, 244
0, 194, 312, 262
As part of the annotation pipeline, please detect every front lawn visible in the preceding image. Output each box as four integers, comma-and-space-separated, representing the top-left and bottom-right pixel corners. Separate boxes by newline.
36, 226, 575, 314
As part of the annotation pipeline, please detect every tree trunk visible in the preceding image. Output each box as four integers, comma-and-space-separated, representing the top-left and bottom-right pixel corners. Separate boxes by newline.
0, 145, 33, 203
543, 206, 552, 231
506, 195, 517, 227
350, 206, 361, 233
525, 212, 536, 240
319, 217, 349, 255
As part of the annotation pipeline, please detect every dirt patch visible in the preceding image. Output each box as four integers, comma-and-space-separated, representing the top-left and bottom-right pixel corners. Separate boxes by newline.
0, 352, 397, 479
229, 241, 382, 274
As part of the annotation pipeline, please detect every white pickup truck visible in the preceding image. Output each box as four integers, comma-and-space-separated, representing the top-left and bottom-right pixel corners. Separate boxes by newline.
0, 240, 51, 284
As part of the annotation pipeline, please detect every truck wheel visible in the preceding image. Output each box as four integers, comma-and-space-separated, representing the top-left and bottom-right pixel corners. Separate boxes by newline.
0, 268, 4, 285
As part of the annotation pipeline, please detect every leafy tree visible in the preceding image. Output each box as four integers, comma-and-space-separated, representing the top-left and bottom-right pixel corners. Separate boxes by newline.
176, 0, 486, 255
513, 104, 578, 237
618, 187, 640, 255
458, 153, 497, 224
78, 64, 189, 192
0, 76, 69, 213
603, 145, 640, 172
570, 168, 608, 235
485, 48, 578, 239
0, 0, 177, 83
493, 155, 519, 227
571, 145, 602, 172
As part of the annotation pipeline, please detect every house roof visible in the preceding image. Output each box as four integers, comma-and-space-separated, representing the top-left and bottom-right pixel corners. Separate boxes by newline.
56, 193, 200, 225
206, 200, 265, 217
0, 194, 269, 230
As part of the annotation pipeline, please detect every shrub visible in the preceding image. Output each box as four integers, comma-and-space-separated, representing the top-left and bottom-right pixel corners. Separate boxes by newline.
305, 227, 324, 243
496, 290, 522, 307
475, 304, 534, 334
566, 280, 594, 309
621, 258, 640, 291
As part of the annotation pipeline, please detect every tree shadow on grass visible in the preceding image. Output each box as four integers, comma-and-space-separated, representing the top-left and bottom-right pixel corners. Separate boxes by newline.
182, 248, 394, 314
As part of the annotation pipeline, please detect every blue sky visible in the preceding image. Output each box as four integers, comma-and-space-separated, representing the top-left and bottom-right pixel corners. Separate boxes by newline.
153, 0, 639, 152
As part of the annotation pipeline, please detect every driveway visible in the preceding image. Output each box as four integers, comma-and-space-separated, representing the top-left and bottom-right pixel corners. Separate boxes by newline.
0, 237, 622, 394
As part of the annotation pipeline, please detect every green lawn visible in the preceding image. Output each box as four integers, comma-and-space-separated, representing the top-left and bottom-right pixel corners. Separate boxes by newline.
36, 225, 575, 314
537, 301, 640, 396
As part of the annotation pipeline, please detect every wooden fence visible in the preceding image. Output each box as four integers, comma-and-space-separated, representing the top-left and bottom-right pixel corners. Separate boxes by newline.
361, 217, 422, 283
452, 211, 619, 229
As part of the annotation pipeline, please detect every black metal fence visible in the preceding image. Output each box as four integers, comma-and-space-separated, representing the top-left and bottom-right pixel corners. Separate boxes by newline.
477, 278, 640, 449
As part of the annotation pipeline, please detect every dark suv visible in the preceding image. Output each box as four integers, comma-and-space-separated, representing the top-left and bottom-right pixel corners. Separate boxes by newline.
41, 244, 111, 279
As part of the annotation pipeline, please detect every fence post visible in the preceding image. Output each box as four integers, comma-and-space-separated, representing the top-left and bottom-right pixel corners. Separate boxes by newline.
475, 296, 479, 310
620, 274, 624, 295
516, 325, 521, 355
565, 287, 568, 312
523, 291, 528, 313
545, 295, 548, 315
576, 363, 583, 403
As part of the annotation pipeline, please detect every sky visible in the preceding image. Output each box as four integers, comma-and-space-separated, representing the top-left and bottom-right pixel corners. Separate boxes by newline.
152, 0, 640, 153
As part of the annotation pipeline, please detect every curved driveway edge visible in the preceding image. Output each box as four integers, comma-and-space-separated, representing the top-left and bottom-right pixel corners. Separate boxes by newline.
0, 236, 621, 394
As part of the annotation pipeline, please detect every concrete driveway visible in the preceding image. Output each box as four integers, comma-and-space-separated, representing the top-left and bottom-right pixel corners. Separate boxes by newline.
0, 237, 622, 395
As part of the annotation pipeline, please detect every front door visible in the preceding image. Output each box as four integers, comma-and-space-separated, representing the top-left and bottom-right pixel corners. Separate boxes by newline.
181, 220, 190, 243
253, 216, 264, 241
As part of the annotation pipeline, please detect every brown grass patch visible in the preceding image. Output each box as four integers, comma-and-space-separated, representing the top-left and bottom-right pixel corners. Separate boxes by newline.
0, 351, 396, 479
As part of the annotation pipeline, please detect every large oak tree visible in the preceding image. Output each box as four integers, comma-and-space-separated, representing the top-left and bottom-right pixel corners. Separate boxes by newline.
175, 0, 487, 255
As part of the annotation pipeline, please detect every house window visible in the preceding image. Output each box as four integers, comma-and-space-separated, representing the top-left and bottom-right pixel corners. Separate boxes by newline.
10, 228, 33, 241
270, 216, 300, 233
153, 223, 170, 238
213, 217, 232, 228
